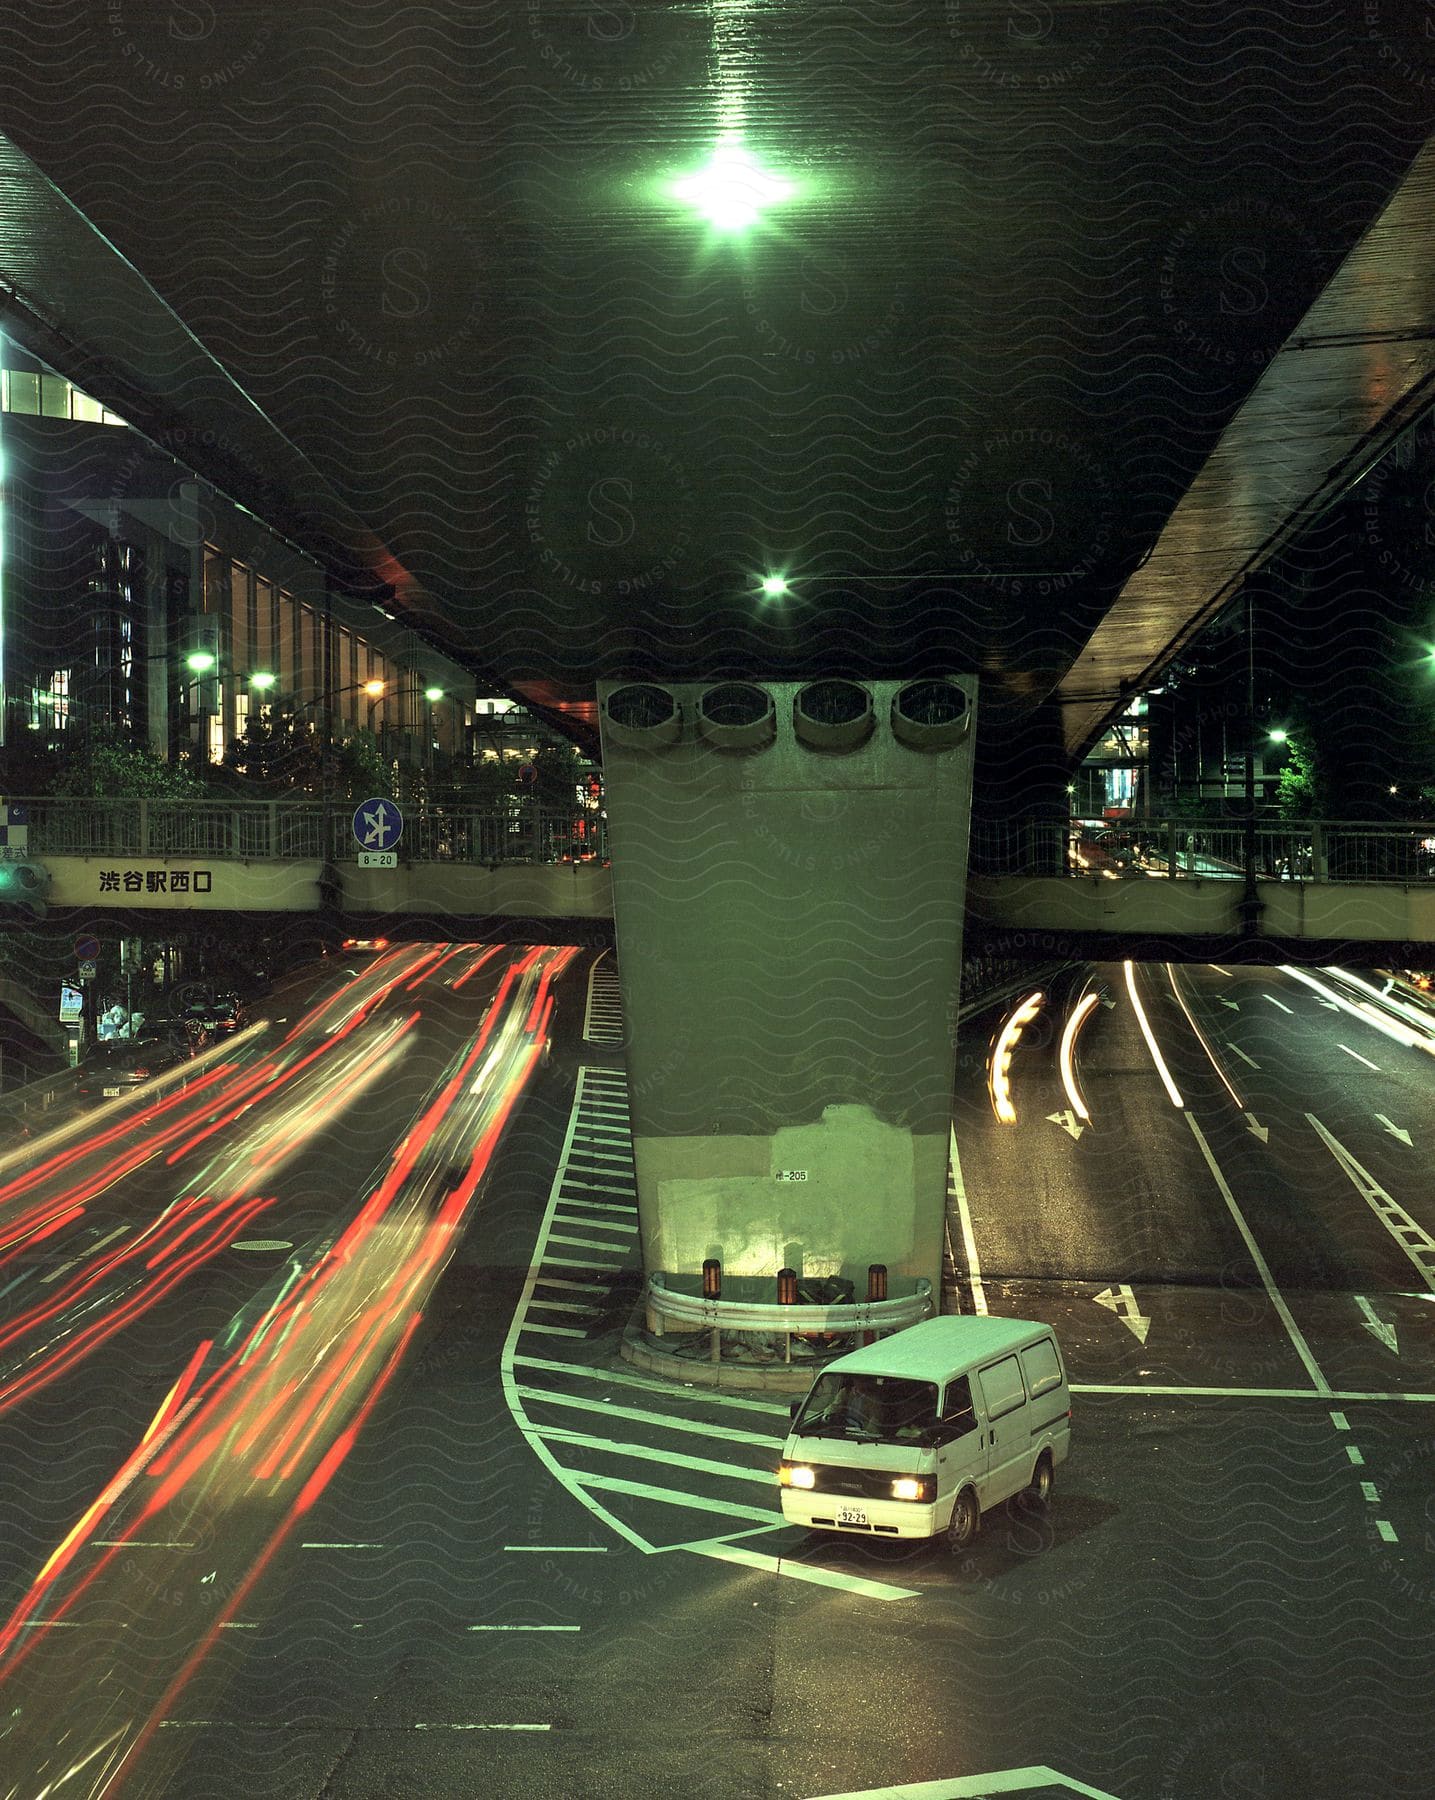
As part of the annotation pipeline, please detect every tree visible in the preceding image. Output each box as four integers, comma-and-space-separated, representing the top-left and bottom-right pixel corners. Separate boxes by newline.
1275, 736, 1325, 820
49, 724, 206, 799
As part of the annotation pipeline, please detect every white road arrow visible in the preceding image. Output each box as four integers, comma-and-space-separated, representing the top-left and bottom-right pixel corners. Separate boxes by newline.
1218, 998, 1240, 1011
1093, 1284, 1152, 1345
1376, 1114, 1413, 1146
1356, 1295, 1399, 1356
1244, 1112, 1270, 1143
1045, 1109, 1085, 1141
1316, 998, 1341, 1012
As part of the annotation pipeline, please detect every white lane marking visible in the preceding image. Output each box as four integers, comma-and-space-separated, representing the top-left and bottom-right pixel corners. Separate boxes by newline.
582, 949, 623, 1045
553, 1199, 637, 1215
807, 1768, 1123, 1799
92, 1540, 195, 1548
565, 1148, 636, 1165
1338, 1044, 1381, 1071
301, 1543, 384, 1549
1376, 1113, 1413, 1145
542, 1254, 624, 1271
1360, 1481, 1380, 1503
533, 1425, 778, 1487
1228, 1043, 1261, 1070
1347, 1445, 1365, 1466
468, 1624, 580, 1632
548, 1233, 632, 1253
414, 1724, 552, 1732
551, 1215, 636, 1235
533, 1277, 608, 1294
1330, 1412, 1350, 1430
687, 1539, 920, 1603
515, 1384, 779, 1449
560, 1180, 637, 1198
513, 1353, 792, 1416
1186, 1113, 1331, 1395
1210, 964, 1235, 977
528, 1300, 600, 1315
573, 1472, 779, 1525
500, 1070, 655, 1558
1376, 1520, 1399, 1543
1307, 1113, 1435, 1290
948, 1124, 986, 1315
521, 1323, 589, 1339
503, 1545, 609, 1553
1075, 1384, 1435, 1402
1264, 993, 1294, 1014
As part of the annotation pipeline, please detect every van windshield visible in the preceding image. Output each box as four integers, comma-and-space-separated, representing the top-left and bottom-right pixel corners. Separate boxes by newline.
792, 1373, 938, 1444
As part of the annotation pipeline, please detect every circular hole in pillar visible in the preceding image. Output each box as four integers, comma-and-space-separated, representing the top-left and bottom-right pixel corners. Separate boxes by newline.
793, 679, 873, 751
697, 682, 775, 751
891, 678, 972, 750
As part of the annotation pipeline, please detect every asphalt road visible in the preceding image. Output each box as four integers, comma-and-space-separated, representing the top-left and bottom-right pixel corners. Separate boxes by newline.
3, 953, 1434, 1798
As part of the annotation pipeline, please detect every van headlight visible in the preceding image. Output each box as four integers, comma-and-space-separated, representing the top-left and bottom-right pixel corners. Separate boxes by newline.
778, 1463, 816, 1490
891, 1476, 934, 1502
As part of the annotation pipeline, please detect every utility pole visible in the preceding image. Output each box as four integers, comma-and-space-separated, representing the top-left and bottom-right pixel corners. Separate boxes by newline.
1239, 581, 1264, 939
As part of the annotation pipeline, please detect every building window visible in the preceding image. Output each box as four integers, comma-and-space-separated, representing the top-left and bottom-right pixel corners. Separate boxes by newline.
4, 369, 39, 414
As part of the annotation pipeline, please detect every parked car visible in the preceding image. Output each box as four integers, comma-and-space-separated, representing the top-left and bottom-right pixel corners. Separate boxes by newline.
76, 1034, 190, 1101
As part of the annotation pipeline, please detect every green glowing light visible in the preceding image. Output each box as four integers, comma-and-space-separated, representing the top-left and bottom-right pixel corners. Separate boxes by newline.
759, 573, 790, 599
248, 670, 277, 691
1267, 728, 1287, 744
186, 651, 216, 674
425, 686, 444, 703
671, 138, 795, 233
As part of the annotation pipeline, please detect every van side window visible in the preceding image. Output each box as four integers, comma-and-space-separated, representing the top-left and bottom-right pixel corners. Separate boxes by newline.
1021, 1338, 1062, 1400
941, 1375, 977, 1435
977, 1355, 1026, 1421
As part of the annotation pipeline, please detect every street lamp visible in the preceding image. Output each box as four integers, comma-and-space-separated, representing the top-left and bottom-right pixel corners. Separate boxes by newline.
669, 135, 797, 235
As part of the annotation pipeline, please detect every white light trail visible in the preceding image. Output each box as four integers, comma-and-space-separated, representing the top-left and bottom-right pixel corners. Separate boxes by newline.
1124, 961, 1184, 1109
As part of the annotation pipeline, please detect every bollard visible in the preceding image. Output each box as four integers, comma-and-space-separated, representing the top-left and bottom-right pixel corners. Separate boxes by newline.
863, 1264, 887, 1345
777, 1266, 797, 1361
703, 1258, 722, 1362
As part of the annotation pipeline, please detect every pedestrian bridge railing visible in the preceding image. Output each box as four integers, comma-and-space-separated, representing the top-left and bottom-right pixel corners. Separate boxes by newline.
5, 797, 607, 866
9, 801, 1434, 884
973, 817, 1435, 885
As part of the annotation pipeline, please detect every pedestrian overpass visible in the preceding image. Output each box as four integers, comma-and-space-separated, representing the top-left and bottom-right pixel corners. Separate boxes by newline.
5, 799, 1432, 960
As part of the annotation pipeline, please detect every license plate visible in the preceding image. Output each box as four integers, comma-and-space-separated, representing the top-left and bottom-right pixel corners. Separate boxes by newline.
103, 1087, 123, 1097
836, 1507, 868, 1527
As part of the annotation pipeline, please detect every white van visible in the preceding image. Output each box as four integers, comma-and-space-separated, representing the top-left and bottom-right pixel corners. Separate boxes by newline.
777, 1316, 1071, 1549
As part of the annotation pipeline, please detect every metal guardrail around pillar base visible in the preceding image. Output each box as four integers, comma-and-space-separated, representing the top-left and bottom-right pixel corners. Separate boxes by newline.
645, 1272, 933, 1368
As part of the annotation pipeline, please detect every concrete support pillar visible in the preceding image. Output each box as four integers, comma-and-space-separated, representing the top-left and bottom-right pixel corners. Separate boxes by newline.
598, 676, 977, 1300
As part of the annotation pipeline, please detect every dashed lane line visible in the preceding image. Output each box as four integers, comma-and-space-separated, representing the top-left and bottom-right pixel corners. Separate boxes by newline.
503, 1545, 608, 1553
542, 1255, 626, 1271
521, 1322, 589, 1339
549, 1232, 634, 1253
1338, 1044, 1382, 1071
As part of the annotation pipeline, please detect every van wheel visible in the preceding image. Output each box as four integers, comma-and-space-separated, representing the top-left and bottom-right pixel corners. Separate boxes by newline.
946, 1488, 980, 1551
1024, 1453, 1053, 1508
